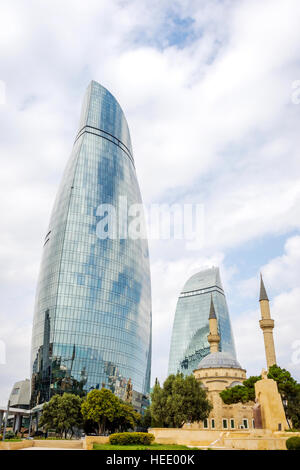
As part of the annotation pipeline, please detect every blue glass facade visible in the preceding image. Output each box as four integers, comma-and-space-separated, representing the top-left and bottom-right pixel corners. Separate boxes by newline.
168, 267, 236, 376
30, 81, 152, 410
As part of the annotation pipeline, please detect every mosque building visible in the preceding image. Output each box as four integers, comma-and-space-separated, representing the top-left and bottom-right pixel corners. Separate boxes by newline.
190, 274, 281, 431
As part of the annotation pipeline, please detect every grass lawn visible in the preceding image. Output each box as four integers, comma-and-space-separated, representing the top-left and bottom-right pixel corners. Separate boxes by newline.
93, 443, 200, 450
3, 439, 22, 442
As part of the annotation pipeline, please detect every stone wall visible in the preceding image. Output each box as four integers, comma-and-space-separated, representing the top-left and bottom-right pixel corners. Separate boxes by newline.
255, 375, 287, 432
32, 439, 83, 449
0, 439, 83, 450
149, 428, 223, 447
83, 435, 110, 450
0, 440, 34, 450
150, 428, 300, 450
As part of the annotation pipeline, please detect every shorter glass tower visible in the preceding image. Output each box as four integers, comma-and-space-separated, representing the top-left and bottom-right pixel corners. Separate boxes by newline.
168, 267, 236, 376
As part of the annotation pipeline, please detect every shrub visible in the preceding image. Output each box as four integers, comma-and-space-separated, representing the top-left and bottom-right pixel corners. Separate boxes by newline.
109, 432, 155, 446
4, 431, 16, 440
286, 436, 300, 450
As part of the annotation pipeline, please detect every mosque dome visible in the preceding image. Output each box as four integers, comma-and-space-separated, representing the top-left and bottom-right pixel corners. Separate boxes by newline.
197, 351, 243, 370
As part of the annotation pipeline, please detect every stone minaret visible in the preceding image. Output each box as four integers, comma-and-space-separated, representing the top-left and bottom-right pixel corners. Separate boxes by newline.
259, 274, 276, 370
207, 296, 220, 353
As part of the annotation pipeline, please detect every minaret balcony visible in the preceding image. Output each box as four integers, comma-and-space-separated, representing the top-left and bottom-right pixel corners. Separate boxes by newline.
208, 334, 220, 343
259, 319, 274, 329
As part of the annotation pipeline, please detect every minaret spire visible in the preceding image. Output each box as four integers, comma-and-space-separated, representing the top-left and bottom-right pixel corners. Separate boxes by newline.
259, 273, 269, 301
207, 295, 220, 353
259, 274, 276, 369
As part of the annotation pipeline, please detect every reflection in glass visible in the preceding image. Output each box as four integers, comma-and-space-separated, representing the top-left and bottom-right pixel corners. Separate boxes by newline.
168, 267, 236, 376
30, 81, 152, 413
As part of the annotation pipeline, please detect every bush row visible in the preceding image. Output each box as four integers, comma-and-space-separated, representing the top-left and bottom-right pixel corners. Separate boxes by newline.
2, 431, 16, 440
109, 432, 155, 445
286, 436, 300, 450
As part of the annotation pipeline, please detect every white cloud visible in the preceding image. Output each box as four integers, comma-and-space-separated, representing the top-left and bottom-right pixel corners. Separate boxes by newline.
234, 235, 300, 380
263, 236, 300, 292
1, 0, 300, 401
234, 286, 300, 381
0, 307, 32, 404
237, 235, 300, 298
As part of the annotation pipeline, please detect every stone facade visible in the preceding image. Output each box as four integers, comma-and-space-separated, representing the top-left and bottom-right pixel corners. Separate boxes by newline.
150, 428, 300, 450
189, 296, 254, 431
83, 436, 109, 450
192, 365, 254, 431
255, 371, 287, 432
0, 439, 83, 450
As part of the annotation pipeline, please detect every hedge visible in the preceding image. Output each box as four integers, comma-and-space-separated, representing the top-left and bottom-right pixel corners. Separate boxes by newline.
286, 436, 300, 450
3, 431, 16, 440
109, 432, 155, 446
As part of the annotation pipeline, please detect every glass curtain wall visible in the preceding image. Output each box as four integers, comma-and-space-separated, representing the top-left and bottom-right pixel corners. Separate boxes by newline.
168, 267, 236, 376
30, 81, 152, 410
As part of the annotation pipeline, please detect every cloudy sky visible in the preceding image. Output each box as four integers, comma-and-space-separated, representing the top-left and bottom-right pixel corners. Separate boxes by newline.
1, 0, 300, 403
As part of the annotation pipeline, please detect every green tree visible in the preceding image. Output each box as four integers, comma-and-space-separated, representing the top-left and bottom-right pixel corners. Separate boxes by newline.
267, 365, 300, 429
108, 402, 140, 432
287, 390, 300, 429
150, 373, 212, 428
140, 406, 152, 430
219, 365, 300, 430
81, 388, 120, 435
267, 365, 298, 401
150, 378, 167, 427
220, 375, 261, 404
39, 393, 83, 438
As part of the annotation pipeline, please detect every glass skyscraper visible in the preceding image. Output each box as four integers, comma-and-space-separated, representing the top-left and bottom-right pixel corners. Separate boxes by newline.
30, 81, 152, 411
168, 267, 236, 376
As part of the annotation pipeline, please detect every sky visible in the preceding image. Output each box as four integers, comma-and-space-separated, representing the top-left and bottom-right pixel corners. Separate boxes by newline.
1, 0, 300, 404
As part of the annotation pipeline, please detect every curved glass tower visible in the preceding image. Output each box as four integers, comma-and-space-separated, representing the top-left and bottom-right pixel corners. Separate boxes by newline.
168, 267, 236, 377
30, 81, 152, 410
